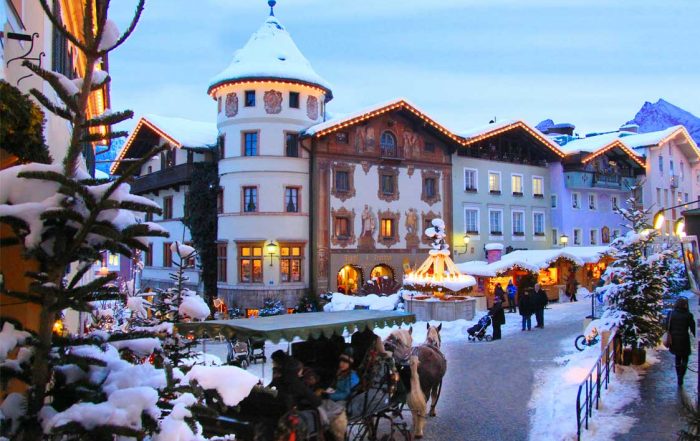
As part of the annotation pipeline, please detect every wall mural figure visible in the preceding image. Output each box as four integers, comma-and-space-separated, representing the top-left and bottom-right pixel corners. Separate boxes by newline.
225, 92, 238, 117
353, 126, 376, 153
358, 204, 377, 251
264, 90, 283, 114
403, 130, 421, 157
601, 226, 610, 244
307, 95, 319, 120
405, 208, 420, 249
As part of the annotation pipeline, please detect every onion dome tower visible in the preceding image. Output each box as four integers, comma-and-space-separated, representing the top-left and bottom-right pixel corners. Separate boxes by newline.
208, 1, 332, 310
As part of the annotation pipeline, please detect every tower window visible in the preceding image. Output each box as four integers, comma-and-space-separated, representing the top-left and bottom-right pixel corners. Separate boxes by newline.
289, 92, 300, 108
245, 90, 256, 107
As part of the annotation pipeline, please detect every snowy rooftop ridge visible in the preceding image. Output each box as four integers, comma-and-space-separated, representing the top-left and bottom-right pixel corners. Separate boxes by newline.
208, 15, 332, 98
458, 119, 565, 157
142, 114, 218, 148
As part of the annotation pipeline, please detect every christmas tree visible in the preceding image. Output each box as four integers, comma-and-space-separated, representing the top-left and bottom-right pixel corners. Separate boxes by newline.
597, 186, 666, 349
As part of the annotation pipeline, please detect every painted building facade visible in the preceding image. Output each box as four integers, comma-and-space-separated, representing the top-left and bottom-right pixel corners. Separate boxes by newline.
451, 121, 565, 262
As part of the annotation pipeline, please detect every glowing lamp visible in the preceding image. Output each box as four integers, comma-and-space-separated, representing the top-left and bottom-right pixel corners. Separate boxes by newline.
560, 234, 569, 246
463, 234, 470, 246
99, 265, 109, 276
674, 218, 686, 237
265, 241, 278, 266
52, 319, 64, 336
652, 210, 665, 230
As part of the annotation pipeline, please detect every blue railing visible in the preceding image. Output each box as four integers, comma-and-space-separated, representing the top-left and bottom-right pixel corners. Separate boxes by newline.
575, 330, 620, 440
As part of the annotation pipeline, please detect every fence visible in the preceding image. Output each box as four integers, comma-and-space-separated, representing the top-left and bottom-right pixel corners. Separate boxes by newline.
575, 330, 621, 440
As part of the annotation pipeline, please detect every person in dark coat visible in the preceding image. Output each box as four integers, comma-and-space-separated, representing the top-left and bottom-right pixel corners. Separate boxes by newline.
519, 289, 535, 331
506, 280, 517, 313
268, 358, 322, 411
533, 283, 548, 328
667, 297, 696, 386
489, 298, 506, 340
493, 283, 506, 305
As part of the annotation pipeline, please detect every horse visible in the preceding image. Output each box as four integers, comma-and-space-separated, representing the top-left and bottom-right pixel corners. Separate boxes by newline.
414, 323, 447, 418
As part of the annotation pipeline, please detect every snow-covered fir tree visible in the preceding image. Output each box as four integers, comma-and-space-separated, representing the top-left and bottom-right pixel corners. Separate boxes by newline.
597, 187, 667, 349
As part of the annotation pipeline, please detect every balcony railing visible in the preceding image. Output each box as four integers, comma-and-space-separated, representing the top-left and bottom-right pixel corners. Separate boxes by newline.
131, 163, 194, 194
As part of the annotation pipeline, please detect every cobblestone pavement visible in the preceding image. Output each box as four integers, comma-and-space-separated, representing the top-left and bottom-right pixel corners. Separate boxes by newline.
420, 308, 586, 441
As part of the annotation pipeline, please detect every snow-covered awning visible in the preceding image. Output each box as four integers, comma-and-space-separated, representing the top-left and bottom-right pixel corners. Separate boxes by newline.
456, 246, 612, 277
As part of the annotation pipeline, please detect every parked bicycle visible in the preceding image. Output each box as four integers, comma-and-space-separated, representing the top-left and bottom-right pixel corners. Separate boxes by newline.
575, 327, 600, 351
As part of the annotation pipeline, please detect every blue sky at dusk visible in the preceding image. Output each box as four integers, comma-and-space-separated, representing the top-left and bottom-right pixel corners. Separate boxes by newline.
108, 0, 700, 135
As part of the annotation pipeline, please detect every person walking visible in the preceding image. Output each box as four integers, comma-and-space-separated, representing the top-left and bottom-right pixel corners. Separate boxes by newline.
490, 297, 506, 340
519, 288, 534, 331
494, 283, 506, 305
667, 297, 696, 386
566, 277, 578, 302
507, 280, 517, 313
534, 283, 548, 328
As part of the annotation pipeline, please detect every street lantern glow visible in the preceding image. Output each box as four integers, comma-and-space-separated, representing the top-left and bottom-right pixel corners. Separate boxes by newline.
265, 240, 278, 266
652, 210, 665, 230
560, 234, 569, 245
463, 234, 470, 245
674, 218, 686, 237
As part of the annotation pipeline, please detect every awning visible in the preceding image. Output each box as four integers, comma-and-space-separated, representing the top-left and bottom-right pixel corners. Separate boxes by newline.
175, 310, 416, 343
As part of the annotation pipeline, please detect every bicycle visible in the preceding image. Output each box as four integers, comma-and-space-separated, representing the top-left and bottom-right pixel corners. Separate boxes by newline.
574, 327, 600, 351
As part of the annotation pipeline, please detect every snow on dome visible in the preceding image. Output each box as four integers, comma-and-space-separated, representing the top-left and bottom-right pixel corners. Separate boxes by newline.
484, 243, 504, 251
208, 15, 332, 98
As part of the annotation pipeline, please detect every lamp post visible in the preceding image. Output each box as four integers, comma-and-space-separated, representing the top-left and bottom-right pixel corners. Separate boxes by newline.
265, 240, 278, 267
560, 234, 569, 247
455, 233, 471, 255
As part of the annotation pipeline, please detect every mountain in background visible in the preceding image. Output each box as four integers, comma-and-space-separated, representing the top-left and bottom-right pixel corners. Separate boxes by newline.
95, 138, 124, 176
625, 99, 700, 145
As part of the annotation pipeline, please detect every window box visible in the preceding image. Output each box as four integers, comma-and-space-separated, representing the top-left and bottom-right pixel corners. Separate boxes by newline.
490, 190, 501, 195
512, 191, 523, 197
513, 232, 525, 236
534, 194, 544, 199
466, 230, 479, 235
465, 187, 477, 193
490, 231, 503, 236
534, 232, 545, 237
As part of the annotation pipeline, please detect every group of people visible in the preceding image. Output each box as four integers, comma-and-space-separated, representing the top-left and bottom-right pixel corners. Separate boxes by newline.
490, 280, 550, 336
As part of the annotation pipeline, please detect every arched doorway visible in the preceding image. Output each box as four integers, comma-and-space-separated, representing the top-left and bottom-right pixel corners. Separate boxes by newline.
370, 264, 394, 281
337, 265, 363, 294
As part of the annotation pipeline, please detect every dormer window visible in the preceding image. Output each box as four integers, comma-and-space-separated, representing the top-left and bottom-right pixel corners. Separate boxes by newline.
245, 90, 256, 107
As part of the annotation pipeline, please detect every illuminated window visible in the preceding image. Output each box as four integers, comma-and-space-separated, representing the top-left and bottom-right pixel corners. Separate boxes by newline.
335, 217, 350, 239
239, 244, 263, 283
381, 219, 394, 239
280, 244, 303, 283
244, 90, 256, 107
511, 174, 523, 195
488, 172, 501, 193
533, 177, 544, 197
108, 254, 119, 266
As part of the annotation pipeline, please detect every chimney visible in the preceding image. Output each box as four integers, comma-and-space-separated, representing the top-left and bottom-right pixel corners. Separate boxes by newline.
546, 123, 576, 136
485, 243, 504, 263
619, 123, 639, 133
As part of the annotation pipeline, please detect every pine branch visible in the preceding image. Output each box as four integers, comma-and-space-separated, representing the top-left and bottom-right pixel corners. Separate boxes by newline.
27, 88, 73, 120
22, 61, 79, 113
82, 110, 133, 128
80, 130, 128, 143
67, 262, 94, 290
99, 0, 146, 54
0, 288, 42, 304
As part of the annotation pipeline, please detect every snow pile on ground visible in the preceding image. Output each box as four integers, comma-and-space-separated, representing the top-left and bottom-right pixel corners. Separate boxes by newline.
185, 365, 259, 406
529, 334, 656, 441
179, 291, 211, 320
323, 292, 400, 312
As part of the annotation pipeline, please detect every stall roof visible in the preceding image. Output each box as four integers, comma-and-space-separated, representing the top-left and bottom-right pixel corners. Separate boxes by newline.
456, 246, 612, 277
175, 310, 416, 343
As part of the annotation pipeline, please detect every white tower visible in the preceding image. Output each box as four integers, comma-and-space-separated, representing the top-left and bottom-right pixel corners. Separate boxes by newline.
207, 1, 332, 311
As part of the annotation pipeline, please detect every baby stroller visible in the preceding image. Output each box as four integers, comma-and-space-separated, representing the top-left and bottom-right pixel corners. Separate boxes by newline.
467, 313, 493, 342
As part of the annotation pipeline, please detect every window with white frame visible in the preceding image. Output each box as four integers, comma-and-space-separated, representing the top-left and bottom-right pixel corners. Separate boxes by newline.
532, 176, 544, 197
464, 168, 478, 192
488, 172, 501, 193
533, 212, 545, 236
464, 208, 479, 234
572, 192, 581, 209
552, 228, 558, 246
489, 210, 503, 235
511, 174, 523, 195
512, 210, 524, 235
588, 194, 597, 210
551, 194, 558, 208
589, 229, 598, 245
611, 195, 619, 210
573, 228, 582, 245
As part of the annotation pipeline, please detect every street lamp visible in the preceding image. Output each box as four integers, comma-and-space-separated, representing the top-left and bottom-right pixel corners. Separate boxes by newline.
265, 240, 278, 266
560, 234, 569, 246
455, 233, 471, 255
652, 210, 665, 230
675, 218, 686, 238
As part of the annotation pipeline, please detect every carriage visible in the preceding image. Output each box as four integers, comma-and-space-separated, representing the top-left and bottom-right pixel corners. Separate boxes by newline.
175, 310, 417, 441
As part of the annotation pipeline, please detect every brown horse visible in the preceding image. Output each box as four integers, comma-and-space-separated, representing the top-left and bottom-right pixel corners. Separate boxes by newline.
414, 323, 447, 418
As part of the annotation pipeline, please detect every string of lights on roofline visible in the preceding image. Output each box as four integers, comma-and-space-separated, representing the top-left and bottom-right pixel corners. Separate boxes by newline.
581, 140, 646, 168
110, 117, 182, 174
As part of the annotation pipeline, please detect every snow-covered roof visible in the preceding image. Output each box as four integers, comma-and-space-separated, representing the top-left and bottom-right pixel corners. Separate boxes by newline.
302, 98, 464, 145
456, 246, 612, 277
556, 132, 621, 155
458, 120, 565, 157
208, 15, 332, 99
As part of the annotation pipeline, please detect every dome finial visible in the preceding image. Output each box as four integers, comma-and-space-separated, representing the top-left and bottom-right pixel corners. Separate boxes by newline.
268, 0, 276, 16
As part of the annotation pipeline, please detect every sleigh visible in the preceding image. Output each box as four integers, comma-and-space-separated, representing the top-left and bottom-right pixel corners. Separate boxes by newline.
178, 310, 416, 441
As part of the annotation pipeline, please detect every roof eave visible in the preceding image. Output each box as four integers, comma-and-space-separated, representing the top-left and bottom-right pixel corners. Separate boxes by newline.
207, 76, 333, 102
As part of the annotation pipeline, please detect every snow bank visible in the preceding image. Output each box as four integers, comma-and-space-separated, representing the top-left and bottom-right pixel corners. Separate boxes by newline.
323, 293, 400, 312
185, 365, 259, 406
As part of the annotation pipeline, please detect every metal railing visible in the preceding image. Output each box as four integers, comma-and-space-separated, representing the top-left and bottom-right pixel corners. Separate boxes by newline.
575, 330, 621, 440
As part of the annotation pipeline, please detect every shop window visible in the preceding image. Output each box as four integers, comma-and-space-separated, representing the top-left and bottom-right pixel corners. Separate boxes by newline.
163, 196, 173, 219
217, 243, 227, 282
285, 187, 299, 213
243, 186, 258, 213
289, 91, 300, 108
286, 133, 299, 157
163, 242, 173, 267
370, 264, 394, 280
337, 264, 362, 294
239, 243, 263, 283
280, 244, 303, 283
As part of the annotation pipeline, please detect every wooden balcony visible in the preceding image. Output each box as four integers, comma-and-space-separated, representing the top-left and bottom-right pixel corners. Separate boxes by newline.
131, 163, 194, 194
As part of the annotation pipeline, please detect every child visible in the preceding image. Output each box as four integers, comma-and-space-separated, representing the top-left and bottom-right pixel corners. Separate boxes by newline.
327, 350, 360, 402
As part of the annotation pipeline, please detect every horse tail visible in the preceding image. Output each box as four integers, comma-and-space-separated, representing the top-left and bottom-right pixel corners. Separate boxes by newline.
407, 355, 427, 437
